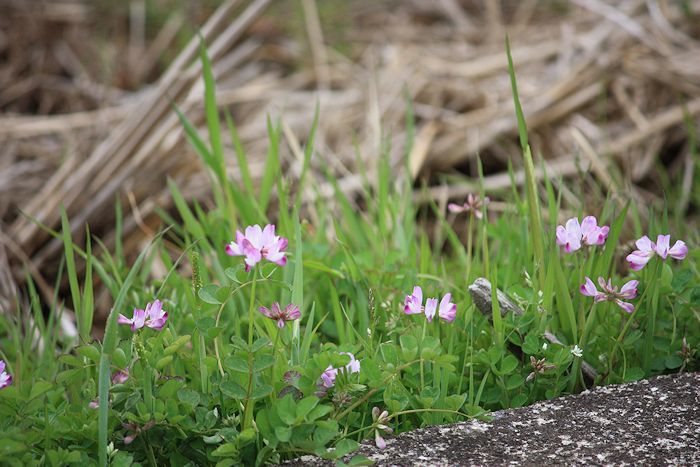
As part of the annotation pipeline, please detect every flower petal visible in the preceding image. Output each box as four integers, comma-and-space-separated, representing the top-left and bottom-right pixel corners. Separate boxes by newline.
655, 234, 671, 259
615, 299, 635, 314
626, 250, 653, 271
579, 277, 598, 297
424, 298, 438, 323
580, 216, 597, 236
635, 235, 655, 253
438, 293, 456, 323
448, 203, 465, 213
668, 240, 688, 260
619, 280, 639, 300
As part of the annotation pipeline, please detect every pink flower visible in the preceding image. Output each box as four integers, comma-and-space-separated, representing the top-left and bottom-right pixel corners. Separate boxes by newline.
372, 407, 393, 449
111, 368, 129, 385
556, 216, 609, 253
320, 352, 361, 388
0, 360, 12, 390
404, 286, 457, 323
226, 224, 288, 271
580, 276, 638, 313
626, 234, 688, 271
118, 300, 168, 332
448, 194, 489, 219
88, 398, 99, 409
258, 303, 301, 329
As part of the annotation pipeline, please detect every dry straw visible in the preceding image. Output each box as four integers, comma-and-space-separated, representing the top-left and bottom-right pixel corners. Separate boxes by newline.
0, 0, 699, 323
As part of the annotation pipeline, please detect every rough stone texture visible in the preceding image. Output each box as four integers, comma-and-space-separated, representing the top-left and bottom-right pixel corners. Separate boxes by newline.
288, 373, 700, 466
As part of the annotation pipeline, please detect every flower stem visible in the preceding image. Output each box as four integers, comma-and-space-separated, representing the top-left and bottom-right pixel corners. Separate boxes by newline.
642, 260, 662, 374
247, 270, 258, 347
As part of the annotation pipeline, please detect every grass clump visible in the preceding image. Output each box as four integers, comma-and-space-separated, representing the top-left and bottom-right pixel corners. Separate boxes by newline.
0, 42, 697, 466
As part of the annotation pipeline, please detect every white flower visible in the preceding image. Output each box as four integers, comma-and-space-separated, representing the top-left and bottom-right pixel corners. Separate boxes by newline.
542, 342, 548, 350
571, 345, 583, 358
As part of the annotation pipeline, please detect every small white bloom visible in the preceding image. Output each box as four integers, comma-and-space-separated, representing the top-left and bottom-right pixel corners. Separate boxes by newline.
367, 328, 372, 337
571, 345, 583, 358
542, 342, 548, 350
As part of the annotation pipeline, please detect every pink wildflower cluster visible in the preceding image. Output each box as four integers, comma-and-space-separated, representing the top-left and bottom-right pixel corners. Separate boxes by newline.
556, 216, 609, 253
626, 234, 687, 271
259, 303, 301, 329
118, 299, 168, 332
320, 352, 361, 389
372, 407, 393, 449
448, 194, 489, 219
0, 360, 12, 390
226, 224, 288, 271
404, 286, 456, 323
580, 277, 639, 313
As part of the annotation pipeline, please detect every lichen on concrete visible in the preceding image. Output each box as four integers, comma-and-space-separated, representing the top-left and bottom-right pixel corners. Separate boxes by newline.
285, 372, 700, 466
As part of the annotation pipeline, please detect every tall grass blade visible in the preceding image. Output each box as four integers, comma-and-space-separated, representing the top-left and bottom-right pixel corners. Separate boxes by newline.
505, 35, 546, 291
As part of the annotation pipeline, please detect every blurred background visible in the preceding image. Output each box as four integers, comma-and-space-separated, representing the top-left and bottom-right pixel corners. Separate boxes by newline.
1, 0, 699, 323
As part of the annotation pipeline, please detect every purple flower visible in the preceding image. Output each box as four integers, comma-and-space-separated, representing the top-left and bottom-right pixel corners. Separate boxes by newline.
111, 368, 129, 385
372, 407, 393, 449
626, 234, 688, 271
320, 352, 361, 389
404, 286, 457, 323
226, 224, 288, 271
580, 276, 638, 313
0, 360, 12, 390
118, 300, 168, 332
88, 398, 99, 409
258, 303, 301, 329
556, 216, 609, 253
448, 194, 489, 219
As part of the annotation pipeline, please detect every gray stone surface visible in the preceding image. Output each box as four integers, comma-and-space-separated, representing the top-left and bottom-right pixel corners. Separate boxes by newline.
288, 372, 700, 466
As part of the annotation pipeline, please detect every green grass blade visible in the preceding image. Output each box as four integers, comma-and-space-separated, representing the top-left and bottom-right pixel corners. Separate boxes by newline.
60, 207, 83, 341
82, 227, 94, 343
505, 34, 545, 291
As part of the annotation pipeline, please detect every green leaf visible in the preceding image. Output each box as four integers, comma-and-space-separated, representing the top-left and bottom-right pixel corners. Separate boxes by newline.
334, 439, 360, 458
251, 337, 271, 353
158, 379, 184, 399
199, 284, 222, 304
113, 348, 128, 369
224, 355, 249, 373
196, 317, 216, 332
230, 336, 248, 352
253, 355, 275, 372
400, 335, 418, 360
211, 443, 238, 457
220, 382, 247, 399
499, 355, 519, 374
305, 404, 332, 422
29, 381, 53, 400
250, 384, 273, 400
665, 355, 683, 369
155, 355, 173, 370
274, 425, 293, 442
277, 394, 296, 425
76, 345, 101, 363
295, 396, 319, 420
177, 388, 200, 407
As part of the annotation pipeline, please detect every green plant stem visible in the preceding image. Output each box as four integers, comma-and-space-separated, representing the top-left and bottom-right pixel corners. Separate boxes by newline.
143, 363, 154, 415
569, 303, 598, 392
248, 270, 258, 347
142, 433, 158, 467
335, 359, 422, 421
642, 261, 662, 373
196, 331, 208, 393
419, 320, 427, 388
465, 215, 474, 282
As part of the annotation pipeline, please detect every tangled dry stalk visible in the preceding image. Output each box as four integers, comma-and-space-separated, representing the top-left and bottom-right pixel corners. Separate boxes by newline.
0, 0, 699, 323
